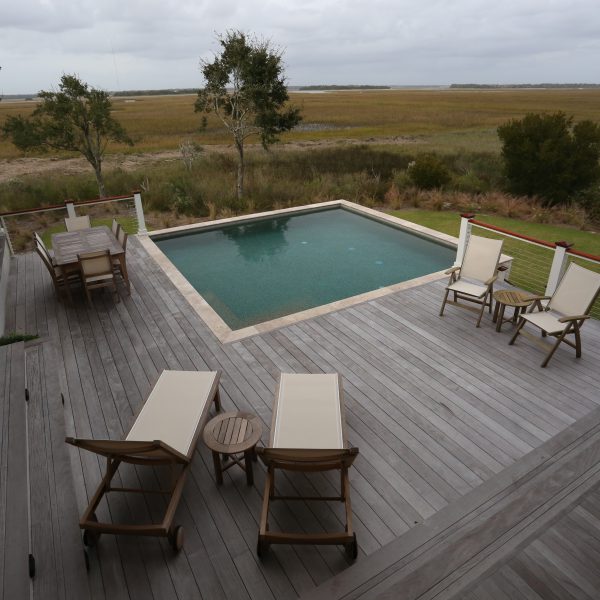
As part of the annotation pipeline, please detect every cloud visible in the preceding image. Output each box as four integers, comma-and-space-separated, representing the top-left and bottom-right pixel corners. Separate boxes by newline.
0, 0, 598, 93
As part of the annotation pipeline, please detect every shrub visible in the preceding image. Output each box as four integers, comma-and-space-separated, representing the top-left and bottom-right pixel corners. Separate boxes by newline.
407, 154, 451, 190
497, 112, 600, 206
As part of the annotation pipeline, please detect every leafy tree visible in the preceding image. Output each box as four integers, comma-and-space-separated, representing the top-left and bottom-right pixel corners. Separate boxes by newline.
195, 31, 302, 200
497, 112, 600, 205
1, 74, 132, 197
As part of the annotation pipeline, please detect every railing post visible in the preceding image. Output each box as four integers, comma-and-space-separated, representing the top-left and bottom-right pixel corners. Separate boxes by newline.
546, 241, 573, 296
455, 213, 475, 266
0, 217, 15, 256
133, 191, 147, 235
65, 201, 77, 218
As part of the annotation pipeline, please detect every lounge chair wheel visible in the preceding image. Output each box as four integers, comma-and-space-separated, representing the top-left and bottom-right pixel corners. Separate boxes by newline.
169, 525, 184, 552
257, 538, 269, 558
83, 529, 100, 548
83, 513, 100, 547
345, 534, 358, 560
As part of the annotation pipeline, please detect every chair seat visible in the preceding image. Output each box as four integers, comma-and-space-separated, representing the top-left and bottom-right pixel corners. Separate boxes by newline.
273, 373, 343, 449
521, 310, 568, 335
447, 279, 488, 298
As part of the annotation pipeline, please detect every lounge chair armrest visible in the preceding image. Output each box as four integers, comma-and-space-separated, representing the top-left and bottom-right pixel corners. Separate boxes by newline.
444, 266, 460, 275
558, 314, 590, 323
484, 274, 498, 286
526, 295, 552, 302
65, 437, 188, 463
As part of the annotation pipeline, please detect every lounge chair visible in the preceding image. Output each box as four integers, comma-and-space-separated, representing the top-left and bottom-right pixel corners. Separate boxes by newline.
509, 262, 600, 367
78, 249, 119, 305
66, 370, 222, 551
65, 215, 91, 231
440, 234, 504, 327
256, 373, 359, 559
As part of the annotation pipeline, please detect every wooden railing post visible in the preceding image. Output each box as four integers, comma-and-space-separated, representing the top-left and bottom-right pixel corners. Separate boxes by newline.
546, 241, 573, 296
455, 213, 475, 266
133, 191, 147, 235
65, 201, 77, 218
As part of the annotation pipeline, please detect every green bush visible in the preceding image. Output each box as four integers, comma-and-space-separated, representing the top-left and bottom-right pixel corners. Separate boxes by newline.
497, 112, 600, 206
407, 154, 451, 189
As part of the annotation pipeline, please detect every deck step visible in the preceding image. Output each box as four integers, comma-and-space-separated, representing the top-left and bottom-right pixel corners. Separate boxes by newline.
0, 341, 90, 599
303, 404, 600, 600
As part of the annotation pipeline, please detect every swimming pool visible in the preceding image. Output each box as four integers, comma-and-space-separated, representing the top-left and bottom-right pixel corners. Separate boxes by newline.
152, 204, 456, 333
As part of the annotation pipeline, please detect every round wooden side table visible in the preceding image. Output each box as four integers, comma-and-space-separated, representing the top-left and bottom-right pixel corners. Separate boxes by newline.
203, 411, 262, 485
492, 289, 534, 332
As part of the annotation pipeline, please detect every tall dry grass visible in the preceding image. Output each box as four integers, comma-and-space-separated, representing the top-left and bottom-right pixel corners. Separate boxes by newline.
2, 88, 600, 158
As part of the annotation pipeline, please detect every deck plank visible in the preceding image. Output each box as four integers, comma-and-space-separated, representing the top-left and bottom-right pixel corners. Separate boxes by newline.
4, 236, 600, 599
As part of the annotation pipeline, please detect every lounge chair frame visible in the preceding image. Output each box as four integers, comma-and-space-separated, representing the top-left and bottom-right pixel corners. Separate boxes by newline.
509, 263, 600, 367
256, 375, 359, 559
66, 370, 221, 551
440, 235, 504, 327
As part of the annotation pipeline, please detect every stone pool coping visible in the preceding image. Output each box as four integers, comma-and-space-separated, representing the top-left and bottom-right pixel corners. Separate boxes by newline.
139, 200, 458, 344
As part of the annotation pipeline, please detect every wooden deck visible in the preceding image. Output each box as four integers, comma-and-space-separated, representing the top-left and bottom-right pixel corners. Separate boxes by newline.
2, 235, 600, 599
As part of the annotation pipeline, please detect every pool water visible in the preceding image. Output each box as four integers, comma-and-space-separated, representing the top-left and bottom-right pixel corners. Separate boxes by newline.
155, 208, 455, 330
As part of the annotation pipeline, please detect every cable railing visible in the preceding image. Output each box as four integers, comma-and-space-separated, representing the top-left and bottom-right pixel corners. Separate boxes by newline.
458, 214, 600, 320
0, 192, 146, 254
469, 219, 556, 296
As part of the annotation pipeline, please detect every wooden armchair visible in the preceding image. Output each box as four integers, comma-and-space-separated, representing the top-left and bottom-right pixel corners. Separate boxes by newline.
440, 235, 504, 327
509, 262, 600, 367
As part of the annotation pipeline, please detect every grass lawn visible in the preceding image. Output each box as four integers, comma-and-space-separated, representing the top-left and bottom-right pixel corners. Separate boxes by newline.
392, 209, 600, 256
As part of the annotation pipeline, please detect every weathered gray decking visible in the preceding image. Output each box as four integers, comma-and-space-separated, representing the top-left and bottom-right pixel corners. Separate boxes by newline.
2, 235, 600, 599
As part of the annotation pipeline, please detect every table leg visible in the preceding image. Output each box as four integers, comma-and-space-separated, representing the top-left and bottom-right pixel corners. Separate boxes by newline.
212, 451, 223, 485
492, 300, 500, 324
512, 306, 521, 323
496, 303, 505, 332
244, 450, 254, 486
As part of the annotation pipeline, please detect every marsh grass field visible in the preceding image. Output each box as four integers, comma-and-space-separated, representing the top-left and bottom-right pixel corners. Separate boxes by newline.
2, 88, 600, 158
2, 88, 600, 253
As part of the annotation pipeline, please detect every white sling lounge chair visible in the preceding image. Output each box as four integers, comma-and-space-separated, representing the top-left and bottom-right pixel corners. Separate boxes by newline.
256, 373, 359, 559
509, 262, 600, 367
66, 370, 221, 551
440, 234, 504, 327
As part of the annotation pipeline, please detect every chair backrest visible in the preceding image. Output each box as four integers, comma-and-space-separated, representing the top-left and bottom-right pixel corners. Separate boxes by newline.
33, 232, 52, 262
111, 219, 121, 237
549, 262, 600, 316
65, 215, 91, 232
118, 228, 128, 250
460, 235, 504, 283
78, 249, 112, 278
35, 245, 60, 284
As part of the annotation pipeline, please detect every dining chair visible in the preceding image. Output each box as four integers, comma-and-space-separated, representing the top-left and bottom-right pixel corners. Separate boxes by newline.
65, 215, 91, 232
78, 249, 119, 306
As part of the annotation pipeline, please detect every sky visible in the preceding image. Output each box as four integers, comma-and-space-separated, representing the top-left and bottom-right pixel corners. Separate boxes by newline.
0, 0, 599, 94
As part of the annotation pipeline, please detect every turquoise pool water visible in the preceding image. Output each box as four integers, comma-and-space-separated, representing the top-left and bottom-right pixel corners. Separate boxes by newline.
155, 208, 455, 329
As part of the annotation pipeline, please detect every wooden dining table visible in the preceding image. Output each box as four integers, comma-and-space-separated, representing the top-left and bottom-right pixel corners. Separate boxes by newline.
51, 225, 130, 295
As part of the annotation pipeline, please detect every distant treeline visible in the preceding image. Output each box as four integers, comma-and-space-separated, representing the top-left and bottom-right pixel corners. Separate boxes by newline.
298, 85, 391, 91
112, 88, 199, 97
451, 83, 600, 89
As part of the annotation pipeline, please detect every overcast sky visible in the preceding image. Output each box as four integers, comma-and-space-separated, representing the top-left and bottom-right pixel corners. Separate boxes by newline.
1, 0, 599, 94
